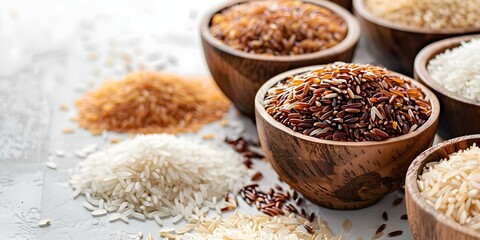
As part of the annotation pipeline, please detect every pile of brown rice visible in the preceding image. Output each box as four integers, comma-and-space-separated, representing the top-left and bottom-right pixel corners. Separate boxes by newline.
210, 0, 347, 56
76, 71, 230, 134
418, 144, 480, 229
365, 0, 480, 29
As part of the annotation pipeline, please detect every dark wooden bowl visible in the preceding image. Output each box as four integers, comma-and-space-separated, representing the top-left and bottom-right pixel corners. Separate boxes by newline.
414, 34, 480, 140
330, 0, 351, 11
353, 0, 480, 75
254, 65, 440, 210
406, 135, 480, 240
201, 0, 360, 118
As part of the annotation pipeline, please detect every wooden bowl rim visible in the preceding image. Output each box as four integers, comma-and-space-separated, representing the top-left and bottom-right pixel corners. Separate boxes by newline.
414, 34, 480, 107
405, 135, 480, 238
353, 0, 480, 34
254, 64, 440, 147
200, 0, 361, 62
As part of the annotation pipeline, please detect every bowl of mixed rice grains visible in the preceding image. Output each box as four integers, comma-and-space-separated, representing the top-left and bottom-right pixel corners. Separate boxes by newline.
255, 62, 440, 209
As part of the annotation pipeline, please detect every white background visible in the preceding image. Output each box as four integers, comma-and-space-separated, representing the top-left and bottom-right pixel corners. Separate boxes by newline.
0, 0, 417, 239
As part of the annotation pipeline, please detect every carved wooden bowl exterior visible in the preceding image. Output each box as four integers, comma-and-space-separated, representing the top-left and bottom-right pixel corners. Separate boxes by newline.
353, 0, 480, 75
414, 34, 480, 140
406, 135, 480, 240
200, 0, 360, 118
255, 66, 440, 210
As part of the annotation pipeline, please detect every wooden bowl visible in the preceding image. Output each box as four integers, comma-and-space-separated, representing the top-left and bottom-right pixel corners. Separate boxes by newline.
406, 135, 480, 240
353, 0, 480, 75
330, 0, 352, 11
200, 0, 360, 118
254, 65, 440, 210
414, 34, 480, 140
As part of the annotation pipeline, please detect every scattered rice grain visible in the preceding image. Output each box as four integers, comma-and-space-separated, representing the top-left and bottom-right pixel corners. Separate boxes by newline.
38, 219, 51, 227
45, 161, 57, 170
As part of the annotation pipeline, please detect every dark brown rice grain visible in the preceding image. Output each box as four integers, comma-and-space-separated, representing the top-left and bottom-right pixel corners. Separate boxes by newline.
293, 191, 298, 200
376, 223, 386, 234
393, 197, 403, 206
304, 225, 315, 234
301, 208, 307, 217
382, 211, 388, 221
387, 230, 403, 237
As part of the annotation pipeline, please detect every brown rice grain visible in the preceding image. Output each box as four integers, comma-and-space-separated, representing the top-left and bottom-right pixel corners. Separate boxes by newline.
387, 230, 403, 237
76, 72, 230, 134
375, 223, 386, 234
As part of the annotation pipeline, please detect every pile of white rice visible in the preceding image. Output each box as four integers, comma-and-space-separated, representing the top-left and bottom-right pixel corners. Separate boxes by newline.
69, 134, 248, 224
418, 144, 480, 229
171, 210, 342, 240
428, 39, 480, 103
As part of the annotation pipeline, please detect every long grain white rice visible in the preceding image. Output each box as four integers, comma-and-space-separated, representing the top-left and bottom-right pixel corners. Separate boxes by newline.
38, 219, 51, 227
92, 209, 107, 217
177, 210, 342, 240
69, 134, 247, 224
45, 161, 57, 170
428, 39, 480, 103
418, 143, 480, 229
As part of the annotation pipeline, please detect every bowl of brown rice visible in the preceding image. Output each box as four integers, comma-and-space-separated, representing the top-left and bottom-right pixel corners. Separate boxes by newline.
201, 0, 360, 118
255, 62, 440, 210
414, 34, 480, 140
353, 0, 480, 75
406, 135, 480, 240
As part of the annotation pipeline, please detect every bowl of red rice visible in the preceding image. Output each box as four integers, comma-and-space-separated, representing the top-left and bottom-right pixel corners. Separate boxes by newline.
255, 62, 440, 209
201, 0, 360, 117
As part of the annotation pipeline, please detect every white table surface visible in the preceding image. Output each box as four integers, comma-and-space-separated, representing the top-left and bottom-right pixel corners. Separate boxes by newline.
0, 0, 423, 239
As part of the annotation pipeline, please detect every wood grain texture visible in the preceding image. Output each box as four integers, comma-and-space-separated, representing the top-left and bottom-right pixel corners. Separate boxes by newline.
414, 34, 480, 140
353, 0, 480, 75
255, 66, 440, 210
405, 135, 480, 240
200, 0, 360, 118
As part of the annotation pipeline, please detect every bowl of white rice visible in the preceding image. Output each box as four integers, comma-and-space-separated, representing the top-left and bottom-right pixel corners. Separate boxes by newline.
406, 134, 480, 240
414, 34, 480, 140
